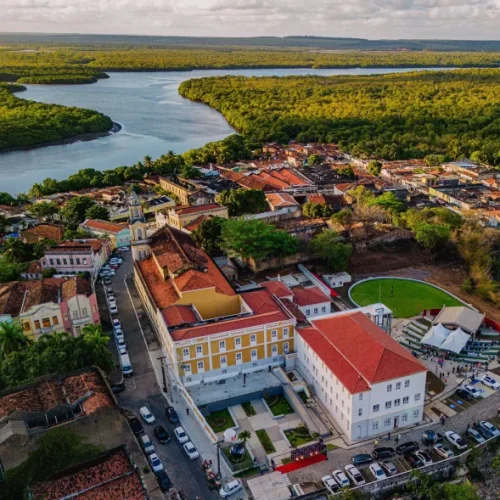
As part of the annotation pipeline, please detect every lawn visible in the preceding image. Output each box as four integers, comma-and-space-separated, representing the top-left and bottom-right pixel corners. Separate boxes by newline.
205, 409, 235, 433
242, 401, 256, 417
264, 395, 294, 416
222, 445, 254, 471
284, 426, 314, 447
256, 429, 276, 454
350, 278, 462, 318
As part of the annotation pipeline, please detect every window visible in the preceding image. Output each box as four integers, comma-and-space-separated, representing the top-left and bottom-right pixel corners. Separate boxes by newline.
182, 348, 190, 360
321, 306, 327, 313
413, 410, 420, 419
403, 396, 409, 404
405, 380, 410, 388
271, 330, 277, 340
372, 421, 379, 430
235, 337, 241, 348
341, 400, 344, 408
387, 384, 392, 392
72, 310, 78, 320
251, 349, 257, 361
396, 382, 401, 390
414, 393, 421, 401
283, 327, 289, 338
42, 318, 51, 328
341, 412, 344, 421
76, 258, 81, 265
384, 418, 391, 427
236, 352, 242, 364
402, 413, 408, 422
23, 322, 30, 331
271, 344, 278, 355
56, 259, 61, 266
197, 361, 204, 373
219, 340, 226, 352
358, 408, 363, 416
184, 364, 191, 373
196, 345, 203, 357
394, 398, 400, 407
69, 258, 74, 265
250, 334, 256, 345
359, 393, 363, 401
220, 356, 227, 367
82, 258, 87, 265
373, 404, 379, 412
336, 393, 339, 401
313, 308, 318, 315
283, 342, 289, 353
385, 401, 392, 409
81, 308, 88, 318
52, 316, 59, 325
63, 258, 67, 265
305, 309, 310, 316
49, 259, 54, 266
347, 422, 350, 430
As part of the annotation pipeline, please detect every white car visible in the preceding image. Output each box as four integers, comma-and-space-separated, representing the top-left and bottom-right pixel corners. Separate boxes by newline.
463, 385, 483, 399
108, 296, 116, 305
479, 420, 500, 437
369, 462, 387, 481
116, 338, 127, 350
219, 480, 243, 498
445, 431, 467, 450
115, 330, 124, 342
415, 450, 433, 466
321, 475, 339, 493
119, 246, 130, 252
380, 461, 398, 476
110, 258, 123, 265
183, 441, 200, 460
481, 375, 500, 390
110, 304, 118, 314
148, 453, 163, 472
119, 346, 127, 355
433, 443, 454, 459
332, 469, 350, 488
140, 406, 156, 424
113, 319, 121, 329
344, 464, 365, 486
174, 426, 189, 444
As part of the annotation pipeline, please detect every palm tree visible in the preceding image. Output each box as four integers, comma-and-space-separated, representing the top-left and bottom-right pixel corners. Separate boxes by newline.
0, 321, 30, 357
83, 324, 109, 347
143, 155, 153, 170
3, 238, 29, 263
238, 430, 251, 446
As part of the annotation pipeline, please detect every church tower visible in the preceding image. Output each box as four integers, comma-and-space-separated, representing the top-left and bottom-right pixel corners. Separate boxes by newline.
128, 191, 151, 261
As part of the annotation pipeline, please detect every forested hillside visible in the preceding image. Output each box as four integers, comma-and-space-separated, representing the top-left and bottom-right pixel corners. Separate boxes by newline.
0, 84, 113, 150
179, 69, 500, 162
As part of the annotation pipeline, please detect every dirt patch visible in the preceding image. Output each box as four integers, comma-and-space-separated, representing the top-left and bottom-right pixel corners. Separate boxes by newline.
427, 372, 446, 395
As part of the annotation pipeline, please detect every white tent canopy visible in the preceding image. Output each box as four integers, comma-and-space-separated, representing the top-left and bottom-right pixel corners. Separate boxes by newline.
420, 323, 451, 348
439, 327, 471, 354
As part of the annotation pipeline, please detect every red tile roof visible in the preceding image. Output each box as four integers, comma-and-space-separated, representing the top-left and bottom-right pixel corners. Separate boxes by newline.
22, 224, 65, 243
307, 194, 327, 205
266, 193, 299, 209
184, 215, 212, 233
162, 305, 198, 327
260, 280, 293, 299
55, 240, 104, 253
81, 219, 128, 234
61, 277, 92, 300
173, 203, 224, 216
299, 312, 426, 394
293, 286, 330, 307
241, 289, 282, 315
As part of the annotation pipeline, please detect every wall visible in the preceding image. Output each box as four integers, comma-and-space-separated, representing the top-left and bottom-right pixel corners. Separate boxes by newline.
176, 288, 241, 319
247, 252, 317, 273
199, 386, 283, 413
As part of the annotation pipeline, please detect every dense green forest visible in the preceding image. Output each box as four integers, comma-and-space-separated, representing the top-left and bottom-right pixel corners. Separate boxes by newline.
2, 45, 500, 83
0, 84, 113, 150
179, 69, 500, 162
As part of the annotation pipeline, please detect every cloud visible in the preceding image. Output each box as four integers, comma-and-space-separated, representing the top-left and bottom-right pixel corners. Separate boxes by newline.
0, 0, 499, 38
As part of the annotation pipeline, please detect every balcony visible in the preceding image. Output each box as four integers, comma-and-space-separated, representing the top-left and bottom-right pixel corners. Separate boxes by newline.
72, 317, 91, 326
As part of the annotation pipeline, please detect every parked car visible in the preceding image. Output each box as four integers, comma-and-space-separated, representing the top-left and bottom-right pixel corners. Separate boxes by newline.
481, 375, 500, 390
154, 425, 171, 444
106, 287, 114, 296
140, 434, 155, 454
111, 383, 126, 394
103, 277, 112, 286
332, 469, 350, 488
174, 426, 189, 444
415, 450, 433, 466
110, 257, 123, 265
422, 430, 439, 445
116, 338, 127, 350
351, 453, 373, 466
156, 470, 173, 492
148, 453, 164, 472
405, 452, 423, 468
479, 420, 500, 437
445, 431, 467, 450
455, 388, 473, 401
372, 447, 395, 459
381, 461, 398, 476
140, 406, 156, 424
433, 443, 454, 459
463, 384, 483, 399
112, 319, 121, 328
344, 464, 365, 486
129, 417, 143, 435
219, 480, 243, 498
476, 425, 494, 440
369, 463, 387, 481
119, 346, 127, 355
114, 330, 124, 342
110, 304, 118, 314
183, 441, 200, 460
396, 441, 419, 455
322, 475, 339, 493
119, 246, 130, 252
166, 406, 180, 424
467, 428, 485, 444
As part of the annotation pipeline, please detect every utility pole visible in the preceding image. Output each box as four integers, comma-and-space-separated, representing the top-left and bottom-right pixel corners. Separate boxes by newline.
157, 356, 168, 393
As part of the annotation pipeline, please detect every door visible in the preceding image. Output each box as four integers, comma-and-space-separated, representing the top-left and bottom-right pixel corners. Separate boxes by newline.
357, 425, 362, 439
394, 416, 399, 428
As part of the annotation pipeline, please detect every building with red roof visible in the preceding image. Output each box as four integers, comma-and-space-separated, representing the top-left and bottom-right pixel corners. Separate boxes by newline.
296, 310, 426, 442
155, 202, 228, 232
80, 218, 130, 248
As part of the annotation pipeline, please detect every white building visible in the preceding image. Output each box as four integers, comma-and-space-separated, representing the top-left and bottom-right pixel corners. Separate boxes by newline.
296, 309, 427, 442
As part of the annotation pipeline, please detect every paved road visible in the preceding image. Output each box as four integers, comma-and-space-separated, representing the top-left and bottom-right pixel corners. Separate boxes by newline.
100, 252, 218, 500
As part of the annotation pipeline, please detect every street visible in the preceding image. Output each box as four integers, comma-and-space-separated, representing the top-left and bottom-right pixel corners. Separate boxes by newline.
99, 252, 219, 500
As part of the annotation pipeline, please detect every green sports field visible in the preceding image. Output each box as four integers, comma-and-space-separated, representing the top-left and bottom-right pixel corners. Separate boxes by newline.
349, 278, 462, 318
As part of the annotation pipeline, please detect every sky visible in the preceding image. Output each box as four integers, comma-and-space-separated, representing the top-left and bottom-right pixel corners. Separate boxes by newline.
1, 0, 500, 39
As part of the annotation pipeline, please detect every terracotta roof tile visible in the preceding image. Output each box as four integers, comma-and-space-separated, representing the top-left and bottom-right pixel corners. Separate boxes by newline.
293, 286, 330, 307
307, 194, 327, 205
61, 277, 92, 300
162, 305, 198, 327
266, 193, 299, 209
21, 224, 64, 243
81, 219, 128, 234
137, 257, 179, 309
241, 289, 282, 315
173, 203, 224, 216
184, 215, 212, 233
260, 281, 293, 299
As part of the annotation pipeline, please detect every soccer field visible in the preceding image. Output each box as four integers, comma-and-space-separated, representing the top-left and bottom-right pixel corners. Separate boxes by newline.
349, 278, 462, 318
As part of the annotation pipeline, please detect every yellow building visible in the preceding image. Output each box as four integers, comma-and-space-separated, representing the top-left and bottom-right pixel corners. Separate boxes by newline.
131, 192, 296, 386
159, 177, 212, 206
155, 203, 229, 232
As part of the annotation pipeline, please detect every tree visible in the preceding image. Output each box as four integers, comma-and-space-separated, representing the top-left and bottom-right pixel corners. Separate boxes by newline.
238, 430, 251, 446
307, 154, 322, 165
0, 192, 18, 206
368, 192, 404, 214
302, 201, 331, 218
42, 267, 57, 278
347, 185, 374, 205
27, 201, 59, 221
367, 160, 382, 176
0, 321, 30, 358
181, 165, 201, 179
310, 230, 352, 272
216, 189, 267, 217
3, 238, 32, 263
353, 204, 386, 235
0, 256, 23, 283
85, 204, 109, 221
33, 238, 58, 259
331, 208, 354, 232
414, 223, 451, 250
60, 196, 96, 226
337, 165, 355, 179
192, 217, 227, 255
83, 324, 109, 348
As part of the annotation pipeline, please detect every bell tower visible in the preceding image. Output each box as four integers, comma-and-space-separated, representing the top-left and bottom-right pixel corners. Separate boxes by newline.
128, 191, 151, 261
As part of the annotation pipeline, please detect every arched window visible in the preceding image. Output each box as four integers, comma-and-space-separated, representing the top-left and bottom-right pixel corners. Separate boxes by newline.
137, 228, 143, 240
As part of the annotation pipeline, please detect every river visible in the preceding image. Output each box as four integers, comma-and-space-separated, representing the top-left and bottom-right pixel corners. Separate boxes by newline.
0, 67, 451, 194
